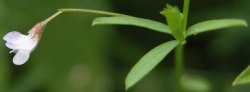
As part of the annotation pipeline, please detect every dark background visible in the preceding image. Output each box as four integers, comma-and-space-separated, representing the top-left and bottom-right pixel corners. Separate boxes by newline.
0, 0, 249, 92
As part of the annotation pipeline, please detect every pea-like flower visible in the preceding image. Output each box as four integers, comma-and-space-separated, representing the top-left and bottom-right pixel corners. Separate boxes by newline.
3, 23, 44, 65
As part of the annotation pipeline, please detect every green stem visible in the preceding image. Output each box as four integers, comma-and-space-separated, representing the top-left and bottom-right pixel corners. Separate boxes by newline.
41, 8, 125, 24
59, 8, 125, 16
183, 0, 190, 31
175, 44, 184, 92
174, 0, 190, 91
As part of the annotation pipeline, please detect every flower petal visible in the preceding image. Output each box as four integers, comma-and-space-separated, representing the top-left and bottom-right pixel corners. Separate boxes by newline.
3, 31, 27, 44
5, 42, 19, 50
13, 50, 31, 65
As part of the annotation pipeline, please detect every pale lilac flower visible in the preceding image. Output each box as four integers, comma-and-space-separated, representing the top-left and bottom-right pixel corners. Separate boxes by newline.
3, 23, 44, 65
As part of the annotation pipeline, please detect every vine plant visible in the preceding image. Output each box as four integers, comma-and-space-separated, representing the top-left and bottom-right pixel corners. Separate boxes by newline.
3, 0, 248, 91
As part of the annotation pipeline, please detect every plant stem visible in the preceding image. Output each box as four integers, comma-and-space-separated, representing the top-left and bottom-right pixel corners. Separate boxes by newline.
175, 44, 184, 92
41, 8, 125, 25
42, 11, 62, 24
174, 0, 190, 91
183, 0, 190, 31
59, 8, 125, 16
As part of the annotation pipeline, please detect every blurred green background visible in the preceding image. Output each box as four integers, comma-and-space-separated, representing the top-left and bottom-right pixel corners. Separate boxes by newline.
0, 0, 250, 92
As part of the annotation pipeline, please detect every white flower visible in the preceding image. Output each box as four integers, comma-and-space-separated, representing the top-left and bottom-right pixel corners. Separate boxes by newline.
3, 23, 44, 65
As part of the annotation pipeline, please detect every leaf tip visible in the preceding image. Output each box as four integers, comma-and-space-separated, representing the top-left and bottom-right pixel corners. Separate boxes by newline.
125, 85, 130, 91
125, 79, 133, 91
232, 78, 240, 86
91, 20, 97, 26
232, 65, 250, 87
232, 81, 237, 86
125, 74, 139, 90
238, 19, 248, 27
91, 23, 95, 26
243, 20, 248, 27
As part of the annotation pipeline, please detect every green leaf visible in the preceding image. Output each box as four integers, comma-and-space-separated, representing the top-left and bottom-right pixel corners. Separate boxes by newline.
233, 65, 250, 86
160, 4, 185, 41
125, 40, 180, 90
186, 19, 248, 36
92, 16, 171, 34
